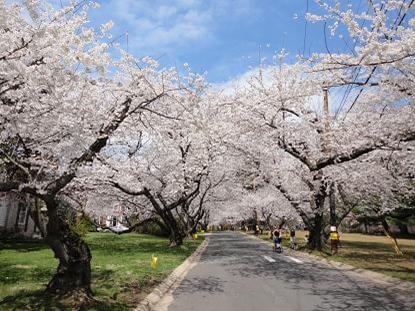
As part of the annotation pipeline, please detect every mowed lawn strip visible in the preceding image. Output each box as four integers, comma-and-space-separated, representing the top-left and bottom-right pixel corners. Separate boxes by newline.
0, 232, 203, 310
255, 230, 415, 283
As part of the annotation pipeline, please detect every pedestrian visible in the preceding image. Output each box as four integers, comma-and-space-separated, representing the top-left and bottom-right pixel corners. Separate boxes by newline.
330, 226, 340, 255
272, 228, 282, 253
289, 228, 297, 250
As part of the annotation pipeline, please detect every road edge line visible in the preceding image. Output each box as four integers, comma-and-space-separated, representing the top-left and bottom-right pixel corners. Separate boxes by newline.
135, 237, 209, 311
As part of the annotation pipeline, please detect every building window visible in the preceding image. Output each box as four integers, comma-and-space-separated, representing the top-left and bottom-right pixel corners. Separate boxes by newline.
18, 205, 28, 226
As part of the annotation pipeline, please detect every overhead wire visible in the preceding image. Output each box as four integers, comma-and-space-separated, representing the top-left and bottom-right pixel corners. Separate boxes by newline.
302, 0, 309, 57
344, 0, 414, 118
334, 0, 364, 118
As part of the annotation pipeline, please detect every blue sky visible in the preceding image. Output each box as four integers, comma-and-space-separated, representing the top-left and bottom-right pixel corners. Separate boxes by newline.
36, 0, 399, 85
82, 0, 338, 84
13, 1, 415, 85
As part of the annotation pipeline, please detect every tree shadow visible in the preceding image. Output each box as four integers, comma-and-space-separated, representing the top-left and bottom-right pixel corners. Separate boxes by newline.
174, 276, 226, 295
198, 232, 415, 311
0, 290, 67, 311
0, 290, 132, 311
0, 266, 138, 310
0, 240, 49, 252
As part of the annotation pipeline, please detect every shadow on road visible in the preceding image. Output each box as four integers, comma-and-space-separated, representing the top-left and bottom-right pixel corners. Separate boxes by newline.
174, 276, 226, 295
174, 232, 415, 311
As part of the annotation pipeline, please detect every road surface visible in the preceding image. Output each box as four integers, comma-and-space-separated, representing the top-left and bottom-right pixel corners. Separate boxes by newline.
154, 231, 415, 311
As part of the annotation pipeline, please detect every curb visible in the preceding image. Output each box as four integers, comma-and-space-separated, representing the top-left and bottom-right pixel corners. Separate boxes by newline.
240, 231, 415, 292
135, 237, 209, 311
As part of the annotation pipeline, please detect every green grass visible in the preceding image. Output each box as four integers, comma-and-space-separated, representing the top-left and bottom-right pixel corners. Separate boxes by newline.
0, 233, 203, 310
255, 230, 415, 283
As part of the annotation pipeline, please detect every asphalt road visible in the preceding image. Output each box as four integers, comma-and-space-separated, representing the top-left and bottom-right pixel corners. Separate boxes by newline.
155, 232, 415, 311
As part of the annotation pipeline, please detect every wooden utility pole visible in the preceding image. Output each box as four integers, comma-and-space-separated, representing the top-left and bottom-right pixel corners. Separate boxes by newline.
323, 87, 330, 152
323, 87, 337, 223
323, 87, 329, 116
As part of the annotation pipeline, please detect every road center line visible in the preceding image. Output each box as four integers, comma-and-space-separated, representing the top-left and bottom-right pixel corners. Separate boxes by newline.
286, 256, 303, 264
263, 255, 276, 263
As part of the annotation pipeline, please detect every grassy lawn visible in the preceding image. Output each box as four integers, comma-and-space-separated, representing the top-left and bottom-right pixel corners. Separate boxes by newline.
0, 233, 203, 310
254, 230, 415, 283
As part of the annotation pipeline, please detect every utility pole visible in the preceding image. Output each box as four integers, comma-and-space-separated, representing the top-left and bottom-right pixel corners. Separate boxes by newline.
322, 87, 330, 153
323, 87, 329, 116
323, 87, 338, 254
323, 87, 336, 225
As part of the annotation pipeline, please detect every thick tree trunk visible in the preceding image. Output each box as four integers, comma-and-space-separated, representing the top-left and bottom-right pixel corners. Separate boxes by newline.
307, 212, 325, 251
167, 220, 184, 247
44, 200, 92, 298
307, 183, 327, 251
169, 229, 184, 247
158, 209, 184, 247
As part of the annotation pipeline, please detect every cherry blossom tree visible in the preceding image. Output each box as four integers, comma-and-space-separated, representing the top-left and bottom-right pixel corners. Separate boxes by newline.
1, 2, 414, 302
98, 78, 232, 246
327, 145, 415, 254
307, 0, 415, 108
0, 1, 175, 297
228, 51, 414, 249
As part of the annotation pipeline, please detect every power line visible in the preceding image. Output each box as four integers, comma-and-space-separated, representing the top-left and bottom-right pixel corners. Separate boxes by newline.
302, 0, 309, 57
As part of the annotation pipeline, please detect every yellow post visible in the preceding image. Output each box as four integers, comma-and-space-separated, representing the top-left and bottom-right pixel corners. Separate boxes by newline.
150, 255, 158, 270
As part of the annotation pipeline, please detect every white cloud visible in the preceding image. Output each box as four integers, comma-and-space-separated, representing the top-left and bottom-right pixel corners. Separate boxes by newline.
211, 66, 272, 95
93, 0, 259, 54
97, 0, 212, 52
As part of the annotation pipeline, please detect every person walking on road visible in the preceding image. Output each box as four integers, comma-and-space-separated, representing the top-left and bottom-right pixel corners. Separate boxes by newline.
289, 228, 297, 250
272, 229, 282, 253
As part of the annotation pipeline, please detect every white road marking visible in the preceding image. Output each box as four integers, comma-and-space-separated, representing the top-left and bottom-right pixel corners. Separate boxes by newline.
286, 256, 303, 264
263, 255, 276, 263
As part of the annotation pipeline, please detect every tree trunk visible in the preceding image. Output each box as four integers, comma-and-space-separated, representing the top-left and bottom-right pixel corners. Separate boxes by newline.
307, 212, 324, 251
44, 200, 92, 298
265, 215, 271, 231
169, 229, 183, 247
167, 219, 184, 247
397, 222, 409, 236
159, 209, 184, 247
381, 218, 403, 256
277, 217, 286, 229
364, 220, 368, 234
307, 183, 326, 251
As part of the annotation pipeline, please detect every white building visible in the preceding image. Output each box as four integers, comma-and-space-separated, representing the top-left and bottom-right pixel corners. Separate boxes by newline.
0, 192, 38, 237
